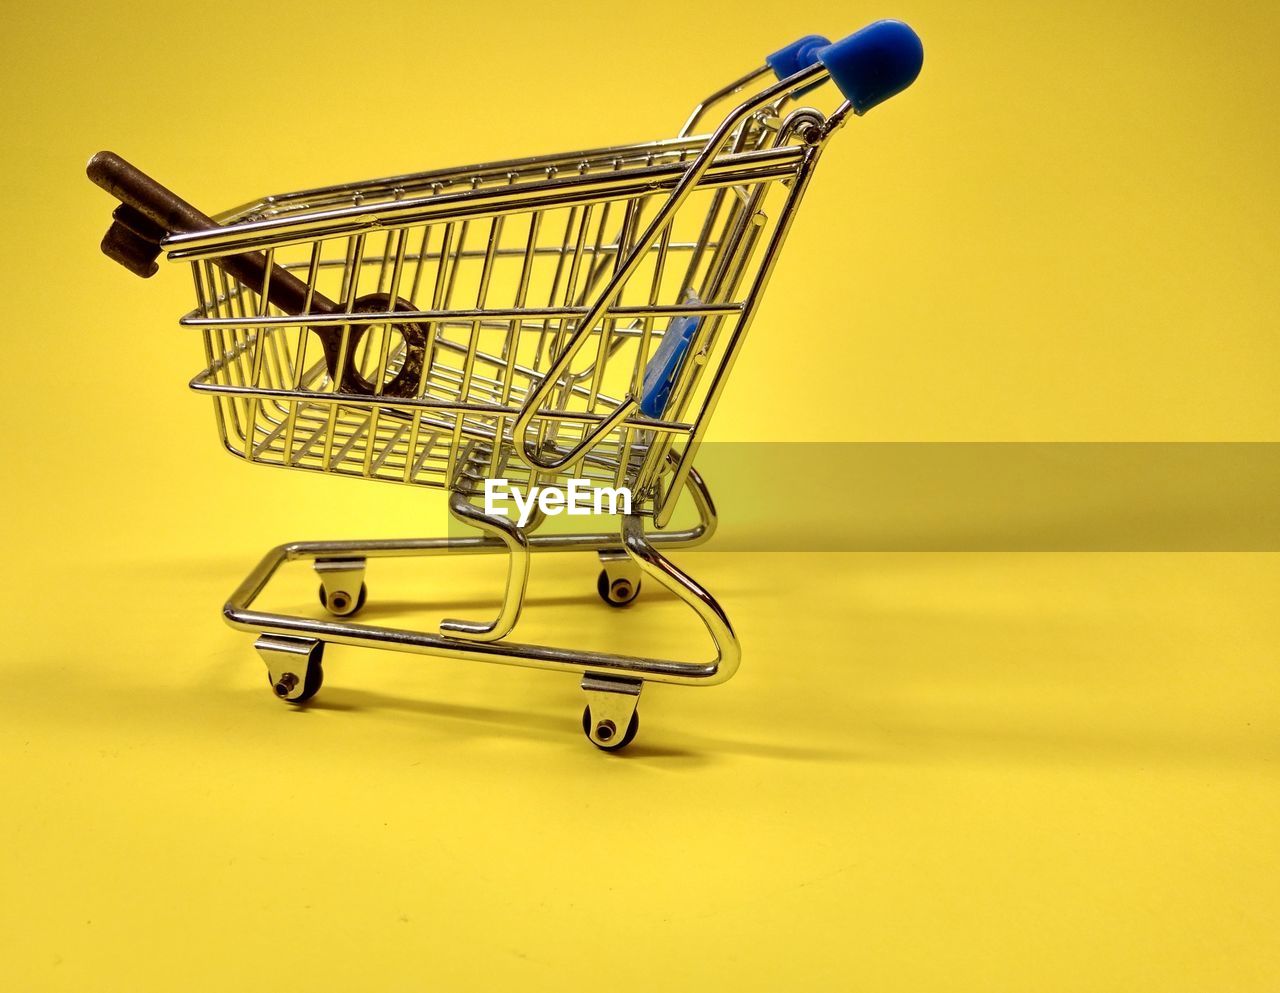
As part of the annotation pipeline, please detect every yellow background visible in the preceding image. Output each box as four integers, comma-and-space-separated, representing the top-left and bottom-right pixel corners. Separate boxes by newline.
2, 0, 1277, 990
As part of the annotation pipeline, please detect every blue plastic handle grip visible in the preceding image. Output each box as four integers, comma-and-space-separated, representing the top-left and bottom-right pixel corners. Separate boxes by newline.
816, 20, 923, 114
765, 34, 830, 81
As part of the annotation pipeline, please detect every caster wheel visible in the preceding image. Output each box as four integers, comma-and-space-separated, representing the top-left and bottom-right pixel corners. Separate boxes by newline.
582, 705, 640, 751
597, 569, 641, 608
267, 645, 325, 704
319, 581, 367, 617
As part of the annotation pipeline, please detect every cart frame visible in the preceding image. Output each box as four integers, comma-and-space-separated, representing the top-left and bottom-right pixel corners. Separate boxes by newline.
86, 22, 924, 749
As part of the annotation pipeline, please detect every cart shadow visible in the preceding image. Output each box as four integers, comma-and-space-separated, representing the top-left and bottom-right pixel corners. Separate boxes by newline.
297, 685, 853, 764
299, 686, 707, 759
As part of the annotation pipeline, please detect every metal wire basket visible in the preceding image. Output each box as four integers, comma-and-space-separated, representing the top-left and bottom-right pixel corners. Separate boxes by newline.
87, 21, 923, 750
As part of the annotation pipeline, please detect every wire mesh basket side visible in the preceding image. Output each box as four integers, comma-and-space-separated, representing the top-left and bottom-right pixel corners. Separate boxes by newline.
188, 133, 810, 503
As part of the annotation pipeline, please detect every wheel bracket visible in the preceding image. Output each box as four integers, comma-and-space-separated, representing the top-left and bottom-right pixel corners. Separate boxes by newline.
315, 557, 367, 616
255, 634, 323, 702
581, 673, 643, 747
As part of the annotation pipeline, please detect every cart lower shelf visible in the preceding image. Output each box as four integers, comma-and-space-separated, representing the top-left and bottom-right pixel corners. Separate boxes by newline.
223, 468, 738, 751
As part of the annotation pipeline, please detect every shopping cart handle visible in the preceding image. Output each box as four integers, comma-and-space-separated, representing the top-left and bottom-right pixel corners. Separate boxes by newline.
766, 34, 830, 81
817, 19, 923, 114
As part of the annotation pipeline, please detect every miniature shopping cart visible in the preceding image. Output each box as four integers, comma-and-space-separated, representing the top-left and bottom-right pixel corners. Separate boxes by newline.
87, 21, 923, 749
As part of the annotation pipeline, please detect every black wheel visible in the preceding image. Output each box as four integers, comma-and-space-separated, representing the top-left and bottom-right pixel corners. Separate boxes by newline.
582, 705, 640, 751
319, 581, 368, 617
596, 569, 641, 608
268, 647, 324, 704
